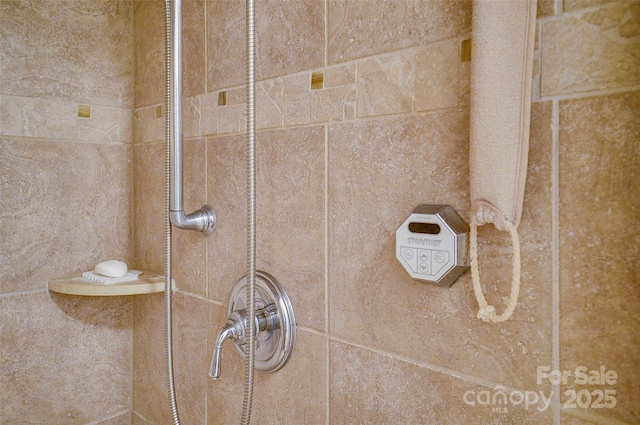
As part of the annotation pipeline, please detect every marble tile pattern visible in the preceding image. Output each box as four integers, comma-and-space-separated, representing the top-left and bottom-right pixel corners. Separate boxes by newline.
1, 1, 135, 423
0, 138, 133, 294
541, 3, 640, 96
0, 0, 133, 108
128, 1, 640, 424
559, 92, 640, 425
0, 292, 132, 423
1, 0, 636, 423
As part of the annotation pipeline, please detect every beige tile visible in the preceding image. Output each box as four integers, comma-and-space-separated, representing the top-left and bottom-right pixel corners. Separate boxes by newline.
206, 134, 247, 304
206, 0, 324, 91
284, 73, 311, 127
134, 105, 164, 145
0, 0, 133, 108
559, 92, 640, 425
256, 80, 284, 130
330, 341, 553, 424
356, 56, 413, 118
206, 0, 246, 91
0, 96, 130, 144
207, 126, 325, 330
207, 301, 327, 425
328, 106, 553, 390
183, 96, 201, 139
541, 15, 640, 96
0, 138, 133, 293
415, 39, 461, 111
134, 0, 165, 108
183, 0, 206, 98
199, 91, 219, 136
217, 103, 246, 135
563, 0, 619, 12
133, 142, 165, 274
0, 291, 132, 423
174, 292, 208, 424
325, 64, 356, 88
133, 292, 172, 424
171, 138, 209, 297
94, 412, 131, 425
311, 85, 356, 123
255, 126, 325, 330
328, 0, 472, 64
561, 411, 609, 424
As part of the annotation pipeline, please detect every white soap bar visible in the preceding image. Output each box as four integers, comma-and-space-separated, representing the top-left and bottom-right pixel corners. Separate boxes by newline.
94, 260, 128, 278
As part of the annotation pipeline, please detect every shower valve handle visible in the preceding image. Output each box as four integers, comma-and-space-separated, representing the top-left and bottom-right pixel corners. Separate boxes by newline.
208, 305, 277, 380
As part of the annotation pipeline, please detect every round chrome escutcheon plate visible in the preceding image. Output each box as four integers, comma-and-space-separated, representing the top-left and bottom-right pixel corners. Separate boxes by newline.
228, 271, 296, 374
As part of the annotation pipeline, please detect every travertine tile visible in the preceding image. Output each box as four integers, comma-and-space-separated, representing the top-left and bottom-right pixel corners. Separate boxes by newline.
328, 0, 472, 63
541, 14, 640, 96
356, 56, 413, 118
183, 0, 206, 98
207, 0, 324, 91
311, 85, 356, 123
206, 134, 247, 305
134, 0, 164, 108
0, 95, 131, 143
330, 341, 553, 424
172, 138, 208, 297
255, 126, 325, 330
174, 292, 208, 424
199, 91, 219, 136
0, 138, 133, 293
133, 142, 165, 274
325, 64, 356, 88
183, 96, 202, 139
415, 39, 461, 111
256, 80, 284, 130
0, 0, 133, 108
564, 0, 620, 12
561, 411, 606, 424
94, 412, 131, 425
133, 293, 171, 424
0, 291, 132, 423
329, 106, 553, 390
207, 126, 325, 329
208, 300, 327, 425
284, 73, 311, 127
134, 105, 164, 145
559, 92, 640, 425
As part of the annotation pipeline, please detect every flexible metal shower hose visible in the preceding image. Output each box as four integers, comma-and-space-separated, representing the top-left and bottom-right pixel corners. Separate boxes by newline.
164, 1, 180, 424
242, 0, 257, 423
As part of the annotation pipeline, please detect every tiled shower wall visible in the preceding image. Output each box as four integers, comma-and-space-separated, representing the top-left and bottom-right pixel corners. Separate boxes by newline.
0, 0, 638, 424
0, 1, 134, 423
132, 1, 639, 425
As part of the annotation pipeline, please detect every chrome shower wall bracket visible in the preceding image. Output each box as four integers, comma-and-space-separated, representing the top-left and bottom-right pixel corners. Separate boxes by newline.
167, 0, 215, 236
209, 271, 296, 380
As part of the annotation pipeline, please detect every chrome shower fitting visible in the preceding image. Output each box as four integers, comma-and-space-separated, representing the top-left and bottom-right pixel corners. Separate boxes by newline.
209, 271, 296, 380
168, 0, 216, 236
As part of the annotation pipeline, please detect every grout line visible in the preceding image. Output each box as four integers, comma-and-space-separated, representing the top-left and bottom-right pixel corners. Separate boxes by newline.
324, 0, 328, 68
538, 85, 640, 102
0, 287, 47, 298
552, 97, 561, 425
324, 122, 330, 425
329, 335, 519, 392
84, 409, 130, 425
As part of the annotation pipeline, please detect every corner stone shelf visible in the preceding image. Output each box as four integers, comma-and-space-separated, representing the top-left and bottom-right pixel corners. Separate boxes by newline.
48, 272, 173, 296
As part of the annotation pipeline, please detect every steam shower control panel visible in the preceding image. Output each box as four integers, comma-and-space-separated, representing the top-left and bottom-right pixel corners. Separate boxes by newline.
396, 205, 470, 287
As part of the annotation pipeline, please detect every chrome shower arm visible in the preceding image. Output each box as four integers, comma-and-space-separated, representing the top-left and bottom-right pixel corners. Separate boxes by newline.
168, 0, 216, 235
